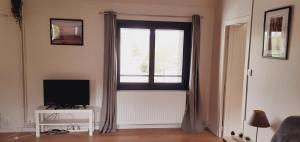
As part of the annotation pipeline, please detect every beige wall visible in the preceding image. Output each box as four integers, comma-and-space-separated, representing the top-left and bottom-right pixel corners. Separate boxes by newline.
0, 0, 217, 131
0, 0, 24, 132
211, 0, 300, 141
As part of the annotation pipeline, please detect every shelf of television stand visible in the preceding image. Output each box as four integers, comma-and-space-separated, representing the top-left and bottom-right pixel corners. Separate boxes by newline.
35, 106, 94, 137
40, 119, 90, 126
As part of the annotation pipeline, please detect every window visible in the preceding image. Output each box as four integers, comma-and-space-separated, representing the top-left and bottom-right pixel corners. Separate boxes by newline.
117, 20, 192, 90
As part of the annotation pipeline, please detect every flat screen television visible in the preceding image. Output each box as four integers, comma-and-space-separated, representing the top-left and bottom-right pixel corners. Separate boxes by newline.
43, 80, 90, 108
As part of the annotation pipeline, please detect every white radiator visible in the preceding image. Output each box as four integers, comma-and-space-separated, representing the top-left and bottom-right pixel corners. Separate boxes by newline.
116, 91, 186, 128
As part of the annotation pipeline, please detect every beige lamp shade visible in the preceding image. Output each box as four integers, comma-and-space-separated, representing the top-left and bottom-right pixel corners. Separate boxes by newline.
248, 110, 270, 128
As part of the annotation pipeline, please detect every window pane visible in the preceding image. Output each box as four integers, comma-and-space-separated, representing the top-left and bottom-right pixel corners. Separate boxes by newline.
120, 28, 150, 83
154, 76, 182, 83
154, 30, 184, 83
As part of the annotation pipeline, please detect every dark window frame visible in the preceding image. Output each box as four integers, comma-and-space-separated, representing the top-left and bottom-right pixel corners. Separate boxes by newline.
117, 20, 192, 90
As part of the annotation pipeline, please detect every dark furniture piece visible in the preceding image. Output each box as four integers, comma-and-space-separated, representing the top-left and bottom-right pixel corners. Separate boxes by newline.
272, 116, 300, 142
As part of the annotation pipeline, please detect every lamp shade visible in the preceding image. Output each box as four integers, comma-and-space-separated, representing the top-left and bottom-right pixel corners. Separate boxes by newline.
248, 110, 270, 128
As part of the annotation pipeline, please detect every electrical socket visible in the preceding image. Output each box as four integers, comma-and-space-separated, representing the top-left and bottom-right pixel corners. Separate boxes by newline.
27, 118, 33, 123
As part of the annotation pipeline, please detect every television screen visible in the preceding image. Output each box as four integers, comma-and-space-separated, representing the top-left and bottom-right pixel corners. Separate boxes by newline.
43, 80, 90, 107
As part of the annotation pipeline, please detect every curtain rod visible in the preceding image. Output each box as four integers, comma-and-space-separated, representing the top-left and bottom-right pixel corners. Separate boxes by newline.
99, 11, 203, 19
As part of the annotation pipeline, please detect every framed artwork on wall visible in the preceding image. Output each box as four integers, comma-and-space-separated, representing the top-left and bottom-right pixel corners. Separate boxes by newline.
50, 18, 84, 46
262, 6, 292, 59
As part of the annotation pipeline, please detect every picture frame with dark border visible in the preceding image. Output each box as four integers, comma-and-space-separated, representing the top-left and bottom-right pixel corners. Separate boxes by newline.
50, 18, 84, 46
262, 6, 292, 59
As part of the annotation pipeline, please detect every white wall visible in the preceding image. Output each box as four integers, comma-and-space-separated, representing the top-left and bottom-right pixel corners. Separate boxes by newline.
245, 0, 300, 141
209, 0, 252, 136
221, 0, 252, 20
211, 0, 300, 141
208, 0, 223, 135
0, 0, 217, 131
0, 0, 24, 132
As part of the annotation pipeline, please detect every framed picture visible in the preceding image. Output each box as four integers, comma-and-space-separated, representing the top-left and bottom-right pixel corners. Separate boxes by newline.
262, 6, 292, 59
50, 18, 84, 45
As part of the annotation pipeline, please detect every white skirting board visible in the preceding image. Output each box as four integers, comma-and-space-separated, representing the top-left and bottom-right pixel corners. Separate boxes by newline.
0, 123, 182, 132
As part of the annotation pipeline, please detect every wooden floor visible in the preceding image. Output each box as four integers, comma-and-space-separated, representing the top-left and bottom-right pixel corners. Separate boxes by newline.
0, 129, 224, 142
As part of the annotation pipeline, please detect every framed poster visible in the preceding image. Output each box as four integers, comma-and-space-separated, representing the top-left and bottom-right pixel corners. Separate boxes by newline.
50, 18, 84, 46
262, 6, 292, 59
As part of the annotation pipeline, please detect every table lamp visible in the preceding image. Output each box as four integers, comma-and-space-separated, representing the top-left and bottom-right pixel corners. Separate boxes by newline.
248, 110, 270, 142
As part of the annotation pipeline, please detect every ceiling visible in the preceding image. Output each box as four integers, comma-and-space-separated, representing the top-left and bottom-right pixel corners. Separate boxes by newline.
95, 0, 216, 8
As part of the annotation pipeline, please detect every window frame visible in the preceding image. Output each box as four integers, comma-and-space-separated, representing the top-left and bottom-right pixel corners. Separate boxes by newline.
117, 20, 192, 90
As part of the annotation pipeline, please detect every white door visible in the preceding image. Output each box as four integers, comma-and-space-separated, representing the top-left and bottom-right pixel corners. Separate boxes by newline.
223, 24, 248, 140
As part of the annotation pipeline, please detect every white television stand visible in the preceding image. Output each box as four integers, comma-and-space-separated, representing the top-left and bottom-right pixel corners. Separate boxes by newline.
35, 106, 94, 137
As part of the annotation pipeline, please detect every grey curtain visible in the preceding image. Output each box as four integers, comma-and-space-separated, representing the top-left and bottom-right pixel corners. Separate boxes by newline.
99, 11, 118, 133
181, 15, 203, 133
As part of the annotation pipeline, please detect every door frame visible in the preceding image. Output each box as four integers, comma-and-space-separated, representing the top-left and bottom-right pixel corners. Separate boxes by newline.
218, 16, 252, 137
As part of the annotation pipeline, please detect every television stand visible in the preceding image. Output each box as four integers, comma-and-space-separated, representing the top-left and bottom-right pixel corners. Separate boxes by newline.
35, 106, 94, 137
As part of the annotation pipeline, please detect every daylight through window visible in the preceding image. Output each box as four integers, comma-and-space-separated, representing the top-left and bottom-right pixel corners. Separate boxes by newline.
117, 20, 192, 90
